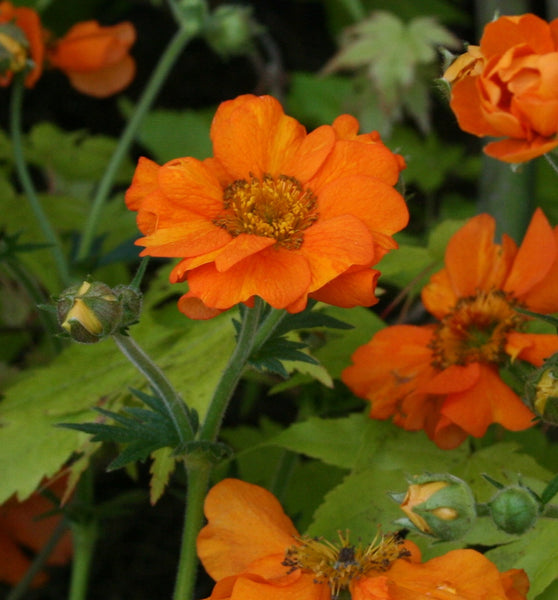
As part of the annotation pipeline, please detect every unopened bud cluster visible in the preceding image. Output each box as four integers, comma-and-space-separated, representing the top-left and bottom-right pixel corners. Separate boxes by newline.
56, 280, 142, 343
393, 473, 545, 540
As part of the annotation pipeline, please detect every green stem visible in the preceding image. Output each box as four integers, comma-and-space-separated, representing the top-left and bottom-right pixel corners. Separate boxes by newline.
174, 299, 286, 600
68, 469, 98, 600
10, 75, 71, 286
542, 504, 558, 518
112, 332, 194, 442
76, 24, 197, 262
544, 153, 558, 175
6, 518, 69, 600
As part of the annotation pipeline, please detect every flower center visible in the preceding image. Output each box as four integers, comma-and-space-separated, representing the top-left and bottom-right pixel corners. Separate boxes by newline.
429, 290, 525, 370
213, 173, 318, 249
282, 531, 408, 599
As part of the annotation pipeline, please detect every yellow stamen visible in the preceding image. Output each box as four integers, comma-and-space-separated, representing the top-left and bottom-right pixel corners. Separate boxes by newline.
214, 173, 318, 249
282, 530, 408, 598
429, 290, 524, 369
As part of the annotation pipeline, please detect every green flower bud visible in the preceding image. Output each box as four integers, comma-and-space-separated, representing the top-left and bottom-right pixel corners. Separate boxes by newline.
393, 473, 476, 541
112, 284, 142, 329
489, 486, 540, 535
205, 5, 257, 58
0, 23, 29, 75
524, 352, 558, 425
56, 281, 122, 343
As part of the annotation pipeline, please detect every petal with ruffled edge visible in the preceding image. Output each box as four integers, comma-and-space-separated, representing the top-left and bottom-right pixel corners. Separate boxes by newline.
504, 208, 556, 297
484, 135, 558, 163
506, 331, 558, 366
197, 479, 298, 581
440, 364, 534, 437
211, 95, 306, 180
309, 267, 380, 309
186, 248, 312, 311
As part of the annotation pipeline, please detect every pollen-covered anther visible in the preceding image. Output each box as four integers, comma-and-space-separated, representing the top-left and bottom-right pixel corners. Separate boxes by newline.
214, 173, 318, 249
282, 530, 408, 598
429, 289, 525, 369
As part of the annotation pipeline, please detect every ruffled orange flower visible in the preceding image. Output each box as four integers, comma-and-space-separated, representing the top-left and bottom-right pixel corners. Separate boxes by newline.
0, 475, 72, 587
197, 478, 528, 600
443, 13, 558, 163
125, 94, 408, 319
343, 209, 558, 449
0, 1, 44, 87
47, 20, 136, 97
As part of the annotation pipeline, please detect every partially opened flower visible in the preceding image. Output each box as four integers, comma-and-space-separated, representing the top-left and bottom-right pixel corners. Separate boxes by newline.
197, 478, 528, 600
0, 475, 72, 587
126, 94, 408, 319
0, 1, 44, 87
443, 13, 558, 163
47, 20, 136, 97
343, 209, 558, 449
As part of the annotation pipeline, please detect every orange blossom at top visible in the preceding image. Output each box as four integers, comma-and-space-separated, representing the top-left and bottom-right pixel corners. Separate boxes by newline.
125, 94, 409, 319
196, 478, 528, 599
443, 13, 558, 163
343, 209, 558, 449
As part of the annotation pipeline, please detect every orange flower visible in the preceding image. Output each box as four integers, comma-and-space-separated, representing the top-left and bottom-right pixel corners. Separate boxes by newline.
125, 94, 408, 319
197, 478, 528, 600
0, 475, 72, 587
343, 209, 558, 449
443, 13, 558, 163
0, 1, 44, 87
47, 20, 136, 97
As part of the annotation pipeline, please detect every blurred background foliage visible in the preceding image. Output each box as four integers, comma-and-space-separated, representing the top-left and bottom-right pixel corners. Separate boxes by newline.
1, 0, 558, 599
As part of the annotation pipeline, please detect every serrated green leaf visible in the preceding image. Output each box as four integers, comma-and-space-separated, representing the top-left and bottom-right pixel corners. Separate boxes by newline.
149, 447, 176, 505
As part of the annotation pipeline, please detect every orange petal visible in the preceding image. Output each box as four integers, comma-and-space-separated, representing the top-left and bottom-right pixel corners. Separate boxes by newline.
385, 549, 521, 599
450, 77, 502, 137
158, 157, 225, 218
214, 234, 276, 271
421, 270, 458, 320
444, 213, 512, 296
196, 479, 298, 581
281, 124, 336, 183
521, 227, 558, 312
504, 208, 556, 297
49, 21, 135, 71
310, 267, 380, 309
481, 14, 554, 57
500, 569, 530, 600
484, 136, 558, 163
125, 156, 160, 211
65, 55, 135, 97
186, 248, 312, 310
177, 295, 223, 320
441, 364, 534, 437
211, 95, 306, 180
317, 175, 409, 236
417, 363, 480, 395
506, 332, 558, 367
299, 214, 375, 291
311, 139, 404, 190
351, 575, 391, 600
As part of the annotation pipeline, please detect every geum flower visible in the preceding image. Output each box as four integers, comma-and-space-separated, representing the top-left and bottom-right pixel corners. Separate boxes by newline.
443, 13, 558, 163
0, 1, 44, 87
343, 209, 558, 449
125, 94, 409, 319
46, 20, 136, 97
197, 478, 528, 600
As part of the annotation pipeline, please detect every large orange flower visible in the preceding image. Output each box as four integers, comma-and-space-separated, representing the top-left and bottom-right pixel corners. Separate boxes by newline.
0, 475, 72, 587
343, 209, 558, 449
125, 94, 408, 319
0, 1, 44, 87
197, 478, 528, 600
47, 20, 136, 97
444, 13, 558, 163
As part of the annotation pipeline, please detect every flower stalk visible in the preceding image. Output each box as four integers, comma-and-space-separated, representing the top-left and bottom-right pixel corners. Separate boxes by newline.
10, 73, 71, 286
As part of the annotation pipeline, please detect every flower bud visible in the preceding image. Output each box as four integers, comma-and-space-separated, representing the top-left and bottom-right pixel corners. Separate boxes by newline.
0, 22, 30, 77
56, 281, 122, 343
112, 284, 142, 329
489, 486, 539, 535
524, 353, 558, 425
205, 5, 257, 58
393, 473, 476, 540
